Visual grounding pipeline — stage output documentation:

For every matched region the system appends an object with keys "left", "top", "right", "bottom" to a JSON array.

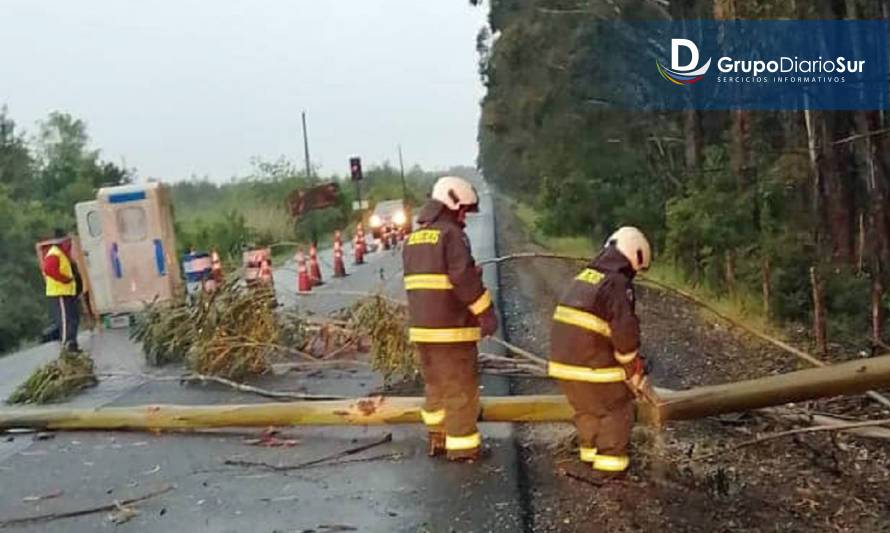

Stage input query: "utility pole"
[
  {"left": 398, "top": 144, "right": 408, "bottom": 200},
  {"left": 301, "top": 111, "right": 312, "bottom": 179}
]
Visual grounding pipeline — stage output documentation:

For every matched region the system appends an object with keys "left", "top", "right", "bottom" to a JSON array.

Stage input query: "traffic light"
[{"left": 349, "top": 157, "right": 363, "bottom": 181}]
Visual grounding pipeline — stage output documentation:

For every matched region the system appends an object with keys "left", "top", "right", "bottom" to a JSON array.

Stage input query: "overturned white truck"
[{"left": 75, "top": 182, "right": 182, "bottom": 323}]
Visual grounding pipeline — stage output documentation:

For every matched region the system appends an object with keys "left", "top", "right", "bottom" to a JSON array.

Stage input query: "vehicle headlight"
[
  {"left": 393, "top": 210, "right": 407, "bottom": 225},
  {"left": 369, "top": 214, "right": 382, "bottom": 228}
]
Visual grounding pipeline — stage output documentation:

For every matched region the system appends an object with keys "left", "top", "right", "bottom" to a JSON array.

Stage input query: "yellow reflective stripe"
[
  {"left": 445, "top": 432, "right": 481, "bottom": 451},
  {"left": 409, "top": 327, "right": 482, "bottom": 343},
  {"left": 421, "top": 409, "right": 445, "bottom": 426},
  {"left": 579, "top": 447, "right": 598, "bottom": 463},
  {"left": 552, "top": 306, "right": 611, "bottom": 337},
  {"left": 547, "top": 361, "right": 626, "bottom": 383},
  {"left": 405, "top": 274, "right": 453, "bottom": 290},
  {"left": 575, "top": 268, "right": 604, "bottom": 285},
  {"left": 614, "top": 350, "right": 638, "bottom": 364},
  {"left": 593, "top": 454, "right": 629, "bottom": 472},
  {"left": 468, "top": 290, "right": 492, "bottom": 315}
]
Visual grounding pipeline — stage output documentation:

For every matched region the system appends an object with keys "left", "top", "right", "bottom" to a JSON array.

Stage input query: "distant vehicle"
[{"left": 369, "top": 199, "right": 411, "bottom": 249}]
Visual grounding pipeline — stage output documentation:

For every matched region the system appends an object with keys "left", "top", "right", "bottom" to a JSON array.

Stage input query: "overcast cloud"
[{"left": 0, "top": 1, "right": 487, "bottom": 181}]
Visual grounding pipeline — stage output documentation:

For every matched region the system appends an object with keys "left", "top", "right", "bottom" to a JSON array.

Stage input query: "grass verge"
[{"left": 508, "top": 196, "right": 777, "bottom": 337}]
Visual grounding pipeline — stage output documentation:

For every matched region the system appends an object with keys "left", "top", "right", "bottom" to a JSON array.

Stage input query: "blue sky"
[{"left": 0, "top": 1, "right": 488, "bottom": 181}]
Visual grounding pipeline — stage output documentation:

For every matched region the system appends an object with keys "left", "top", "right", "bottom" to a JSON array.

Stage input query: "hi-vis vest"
[{"left": 44, "top": 245, "right": 76, "bottom": 297}]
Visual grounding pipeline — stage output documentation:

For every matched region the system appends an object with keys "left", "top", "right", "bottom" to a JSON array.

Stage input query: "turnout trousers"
[
  {"left": 48, "top": 295, "right": 80, "bottom": 351},
  {"left": 418, "top": 344, "right": 481, "bottom": 459},
  {"left": 560, "top": 380, "right": 634, "bottom": 472}
]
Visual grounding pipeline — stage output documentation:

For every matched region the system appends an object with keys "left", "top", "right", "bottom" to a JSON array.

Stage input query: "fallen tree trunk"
[
  {"left": 3, "top": 355, "right": 890, "bottom": 431},
  {"left": 656, "top": 353, "right": 890, "bottom": 424}
]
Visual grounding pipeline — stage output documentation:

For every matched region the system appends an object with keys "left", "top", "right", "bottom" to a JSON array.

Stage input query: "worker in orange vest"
[
  {"left": 549, "top": 227, "right": 652, "bottom": 481},
  {"left": 42, "top": 231, "right": 83, "bottom": 353}
]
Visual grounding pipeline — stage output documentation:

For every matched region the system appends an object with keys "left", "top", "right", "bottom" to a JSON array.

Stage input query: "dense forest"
[{"left": 473, "top": 0, "right": 890, "bottom": 348}]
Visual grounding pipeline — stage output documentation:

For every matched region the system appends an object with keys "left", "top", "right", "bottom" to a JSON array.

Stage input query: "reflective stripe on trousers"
[
  {"left": 58, "top": 298, "right": 67, "bottom": 347},
  {"left": 445, "top": 432, "right": 481, "bottom": 451},
  {"left": 579, "top": 447, "right": 598, "bottom": 463},
  {"left": 421, "top": 409, "right": 445, "bottom": 427},
  {"left": 593, "top": 454, "right": 629, "bottom": 472}
]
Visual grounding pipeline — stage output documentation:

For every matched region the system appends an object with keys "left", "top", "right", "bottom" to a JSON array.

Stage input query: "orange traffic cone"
[
  {"left": 309, "top": 243, "right": 323, "bottom": 286},
  {"left": 354, "top": 229, "right": 365, "bottom": 265},
  {"left": 357, "top": 222, "right": 368, "bottom": 252},
  {"left": 296, "top": 250, "right": 312, "bottom": 292},
  {"left": 259, "top": 258, "right": 273, "bottom": 285},
  {"left": 333, "top": 232, "right": 347, "bottom": 278},
  {"left": 210, "top": 248, "right": 224, "bottom": 283}
]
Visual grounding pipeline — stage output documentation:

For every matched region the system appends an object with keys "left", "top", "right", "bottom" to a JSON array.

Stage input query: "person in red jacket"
[{"left": 42, "top": 231, "right": 82, "bottom": 353}]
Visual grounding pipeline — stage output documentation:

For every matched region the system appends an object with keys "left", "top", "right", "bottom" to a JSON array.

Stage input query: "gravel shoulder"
[{"left": 495, "top": 195, "right": 890, "bottom": 533}]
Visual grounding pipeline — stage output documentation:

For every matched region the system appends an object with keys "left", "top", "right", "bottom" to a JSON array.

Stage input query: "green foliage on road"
[
  {"left": 7, "top": 349, "right": 97, "bottom": 404},
  {"left": 0, "top": 108, "right": 130, "bottom": 354},
  {"left": 349, "top": 295, "right": 419, "bottom": 384},
  {"left": 476, "top": 0, "right": 890, "bottom": 345},
  {"left": 132, "top": 281, "right": 287, "bottom": 379}
]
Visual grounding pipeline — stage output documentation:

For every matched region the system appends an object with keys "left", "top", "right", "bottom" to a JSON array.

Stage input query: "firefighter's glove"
[
  {"left": 479, "top": 307, "right": 499, "bottom": 337},
  {"left": 623, "top": 356, "right": 646, "bottom": 393}
]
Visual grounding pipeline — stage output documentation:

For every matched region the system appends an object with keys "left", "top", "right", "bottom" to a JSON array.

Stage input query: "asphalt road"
[{"left": 0, "top": 185, "right": 524, "bottom": 532}]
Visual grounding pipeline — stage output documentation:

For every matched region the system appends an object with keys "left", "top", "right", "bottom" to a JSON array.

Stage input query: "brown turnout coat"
[
  {"left": 402, "top": 200, "right": 492, "bottom": 343},
  {"left": 550, "top": 246, "right": 641, "bottom": 373}
]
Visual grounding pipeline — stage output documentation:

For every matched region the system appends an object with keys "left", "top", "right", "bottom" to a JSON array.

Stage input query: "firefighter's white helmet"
[
  {"left": 431, "top": 176, "right": 479, "bottom": 212},
  {"left": 606, "top": 226, "right": 652, "bottom": 272}
]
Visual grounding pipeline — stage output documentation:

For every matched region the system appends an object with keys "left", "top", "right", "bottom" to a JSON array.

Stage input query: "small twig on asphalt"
[
  {"left": 181, "top": 374, "right": 346, "bottom": 401},
  {"left": 223, "top": 432, "right": 394, "bottom": 472},
  {"left": 270, "top": 360, "right": 370, "bottom": 375},
  {"left": 85, "top": 372, "right": 345, "bottom": 402},
  {"left": 487, "top": 336, "right": 550, "bottom": 367},
  {"left": 692, "top": 417, "right": 890, "bottom": 462},
  {"left": 317, "top": 524, "right": 358, "bottom": 532},
  {"left": 320, "top": 338, "right": 359, "bottom": 361},
  {"left": 0, "top": 484, "right": 175, "bottom": 528},
  {"left": 306, "top": 452, "right": 403, "bottom": 469}
]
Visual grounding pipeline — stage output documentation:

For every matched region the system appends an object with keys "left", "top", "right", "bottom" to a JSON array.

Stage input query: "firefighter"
[
  {"left": 402, "top": 176, "right": 498, "bottom": 462},
  {"left": 549, "top": 226, "right": 651, "bottom": 480},
  {"left": 42, "top": 231, "right": 83, "bottom": 353}
]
